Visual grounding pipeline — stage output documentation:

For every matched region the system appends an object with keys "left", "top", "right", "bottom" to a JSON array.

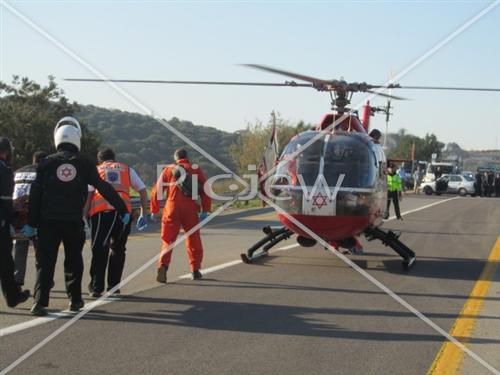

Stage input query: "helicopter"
[{"left": 65, "top": 64, "right": 500, "bottom": 270}]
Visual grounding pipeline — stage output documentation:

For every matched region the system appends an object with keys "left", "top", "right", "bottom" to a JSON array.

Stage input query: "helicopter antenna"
[
  {"left": 370, "top": 99, "right": 393, "bottom": 147},
  {"left": 383, "top": 69, "right": 395, "bottom": 149},
  {"left": 383, "top": 99, "right": 392, "bottom": 149}
]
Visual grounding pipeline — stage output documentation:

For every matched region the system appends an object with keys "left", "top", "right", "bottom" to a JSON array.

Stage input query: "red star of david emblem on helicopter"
[{"left": 312, "top": 192, "right": 328, "bottom": 209}]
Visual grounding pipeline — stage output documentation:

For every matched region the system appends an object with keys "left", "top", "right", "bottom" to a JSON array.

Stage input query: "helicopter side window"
[
  {"left": 279, "top": 132, "right": 324, "bottom": 186},
  {"left": 295, "top": 137, "right": 323, "bottom": 186},
  {"left": 323, "top": 135, "right": 376, "bottom": 188}
]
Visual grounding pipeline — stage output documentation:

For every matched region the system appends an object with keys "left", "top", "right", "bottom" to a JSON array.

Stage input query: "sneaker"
[
  {"left": 156, "top": 265, "right": 168, "bottom": 283},
  {"left": 88, "top": 282, "right": 102, "bottom": 298},
  {"left": 30, "top": 303, "right": 48, "bottom": 316},
  {"left": 7, "top": 289, "right": 30, "bottom": 308},
  {"left": 107, "top": 287, "right": 121, "bottom": 295},
  {"left": 69, "top": 300, "right": 84, "bottom": 312},
  {"left": 191, "top": 270, "right": 203, "bottom": 280}
]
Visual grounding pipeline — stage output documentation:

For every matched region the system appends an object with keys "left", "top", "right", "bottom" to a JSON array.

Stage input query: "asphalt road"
[{"left": 1, "top": 195, "right": 500, "bottom": 375}]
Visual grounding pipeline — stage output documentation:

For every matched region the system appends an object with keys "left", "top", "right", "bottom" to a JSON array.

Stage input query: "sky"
[{"left": 1, "top": 0, "right": 499, "bottom": 150}]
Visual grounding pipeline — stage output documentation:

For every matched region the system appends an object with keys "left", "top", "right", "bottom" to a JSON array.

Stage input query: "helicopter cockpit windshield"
[
  {"left": 271, "top": 131, "right": 381, "bottom": 216},
  {"left": 275, "top": 131, "right": 377, "bottom": 189},
  {"left": 323, "top": 134, "right": 377, "bottom": 188},
  {"left": 279, "top": 131, "right": 323, "bottom": 186}
]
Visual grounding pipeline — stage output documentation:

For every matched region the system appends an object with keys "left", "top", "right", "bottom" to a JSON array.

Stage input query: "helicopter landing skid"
[
  {"left": 241, "top": 226, "right": 294, "bottom": 264},
  {"left": 364, "top": 226, "right": 416, "bottom": 270}
]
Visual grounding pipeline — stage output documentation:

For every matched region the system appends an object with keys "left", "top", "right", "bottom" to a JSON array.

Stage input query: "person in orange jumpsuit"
[{"left": 150, "top": 149, "right": 211, "bottom": 282}]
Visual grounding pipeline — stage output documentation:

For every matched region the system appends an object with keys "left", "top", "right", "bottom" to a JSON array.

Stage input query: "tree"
[
  {"left": 229, "top": 120, "right": 268, "bottom": 175},
  {"left": 77, "top": 105, "right": 238, "bottom": 185},
  {"left": 420, "top": 133, "right": 445, "bottom": 161},
  {"left": 229, "top": 112, "right": 312, "bottom": 175},
  {"left": 387, "top": 129, "right": 444, "bottom": 161},
  {"left": 0, "top": 76, "right": 100, "bottom": 168}
]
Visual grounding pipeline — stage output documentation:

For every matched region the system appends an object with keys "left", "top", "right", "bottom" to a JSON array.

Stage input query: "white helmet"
[{"left": 54, "top": 116, "right": 82, "bottom": 151}]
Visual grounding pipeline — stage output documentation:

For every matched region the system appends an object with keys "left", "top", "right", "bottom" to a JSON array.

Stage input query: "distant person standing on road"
[
  {"left": 413, "top": 167, "right": 422, "bottom": 194},
  {"left": 482, "top": 172, "right": 490, "bottom": 197},
  {"left": 434, "top": 166, "right": 442, "bottom": 180},
  {"left": 397, "top": 165, "right": 407, "bottom": 192},
  {"left": 475, "top": 171, "right": 483, "bottom": 197},
  {"left": 487, "top": 172, "right": 495, "bottom": 197},
  {"left": 386, "top": 164, "right": 403, "bottom": 220},
  {"left": 495, "top": 173, "right": 500, "bottom": 197}
]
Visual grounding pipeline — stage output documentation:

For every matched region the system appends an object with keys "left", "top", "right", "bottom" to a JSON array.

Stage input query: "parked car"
[
  {"left": 419, "top": 174, "right": 475, "bottom": 196},
  {"left": 462, "top": 171, "right": 474, "bottom": 180}
]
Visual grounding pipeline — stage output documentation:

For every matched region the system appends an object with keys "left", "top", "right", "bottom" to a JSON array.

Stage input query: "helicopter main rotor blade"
[
  {"left": 64, "top": 78, "right": 313, "bottom": 88},
  {"left": 366, "top": 89, "right": 407, "bottom": 100},
  {"left": 390, "top": 85, "right": 500, "bottom": 92},
  {"left": 241, "top": 64, "right": 333, "bottom": 87}
]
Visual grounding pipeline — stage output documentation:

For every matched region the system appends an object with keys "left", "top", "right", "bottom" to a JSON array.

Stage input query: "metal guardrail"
[{"left": 130, "top": 194, "right": 239, "bottom": 211}]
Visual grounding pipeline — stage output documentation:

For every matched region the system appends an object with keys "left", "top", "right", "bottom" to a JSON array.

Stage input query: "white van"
[{"left": 422, "top": 162, "right": 455, "bottom": 183}]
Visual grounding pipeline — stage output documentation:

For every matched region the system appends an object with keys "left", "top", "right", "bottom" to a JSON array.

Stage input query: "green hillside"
[{"left": 77, "top": 105, "right": 237, "bottom": 185}]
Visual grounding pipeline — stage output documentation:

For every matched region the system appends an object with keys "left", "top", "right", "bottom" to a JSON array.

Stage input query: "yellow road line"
[{"left": 427, "top": 236, "right": 500, "bottom": 375}]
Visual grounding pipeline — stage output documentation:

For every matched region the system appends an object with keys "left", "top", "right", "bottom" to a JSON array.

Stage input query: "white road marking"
[
  {"left": 0, "top": 242, "right": 300, "bottom": 337},
  {"left": 178, "top": 243, "right": 301, "bottom": 279},
  {"left": 386, "top": 196, "right": 459, "bottom": 221},
  {"left": 277, "top": 243, "right": 301, "bottom": 250},
  {"left": 0, "top": 196, "right": 457, "bottom": 338},
  {"left": 0, "top": 299, "right": 115, "bottom": 338}
]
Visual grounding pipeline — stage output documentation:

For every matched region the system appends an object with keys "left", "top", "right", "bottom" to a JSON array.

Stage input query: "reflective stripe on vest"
[{"left": 89, "top": 161, "right": 132, "bottom": 216}]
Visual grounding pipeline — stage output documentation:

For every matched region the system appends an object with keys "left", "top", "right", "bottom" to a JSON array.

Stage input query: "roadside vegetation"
[{"left": 2, "top": 76, "right": 498, "bottom": 209}]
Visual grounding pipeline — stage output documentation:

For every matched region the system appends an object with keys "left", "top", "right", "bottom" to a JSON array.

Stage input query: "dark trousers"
[
  {"left": 386, "top": 191, "right": 402, "bottom": 219},
  {"left": 34, "top": 220, "right": 85, "bottom": 307},
  {"left": 0, "top": 224, "right": 21, "bottom": 305},
  {"left": 89, "top": 211, "right": 131, "bottom": 293},
  {"left": 13, "top": 239, "right": 38, "bottom": 286}
]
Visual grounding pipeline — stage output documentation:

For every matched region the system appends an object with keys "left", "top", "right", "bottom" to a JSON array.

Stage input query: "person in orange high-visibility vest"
[
  {"left": 150, "top": 148, "right": 211, "bottom": 283},
  {"left": 85, "top": 148, "right": 149, "bottom": 297}
]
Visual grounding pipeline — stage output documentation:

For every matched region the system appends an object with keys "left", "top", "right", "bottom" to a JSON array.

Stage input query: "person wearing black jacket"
[
  {"left": 0, "top": 137, "right": 30, "bottom": 308},
  {"left": 487, "top": 172, "right": 495, "bottom": 197},
  {"left": 23, "top": 117, "right": 130, "bottom": 316},
  {"left": 475, "top": 171, "right": 483, "bottom": 197},
  {"left": 495, "top": 173, "right": 500, "bottom": 197},
  {"left": 12, "top": 151, "right": 47, "bottom": 287}
]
